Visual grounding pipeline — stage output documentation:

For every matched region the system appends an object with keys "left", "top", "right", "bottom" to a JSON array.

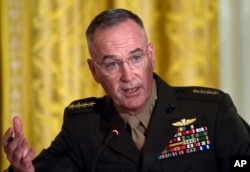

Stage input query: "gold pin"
[{"left": 172, "top": 118, "right": 196, "bottom": 127}]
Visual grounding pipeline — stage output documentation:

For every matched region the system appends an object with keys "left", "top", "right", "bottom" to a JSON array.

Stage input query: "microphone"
[{"left": 91, "top": 129, "right": 119, "bottom": 172}]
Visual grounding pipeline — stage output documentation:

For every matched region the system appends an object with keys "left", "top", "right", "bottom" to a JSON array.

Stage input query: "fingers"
[
  {"left": 2, "top": 117, "right": 25, "bottom": 156},
  {"left": 22, "top": 146, "right": 36, "bottom": 163},
  {"left": 12, "top": 138, "right": 34, "bottom": 161},
  {"left": 20, "top": 147, "right": 36, "bottom": 171},
  {"left": 5, "top": 131, "right": 25, "bottom": 160},
  {"left": 2, "top": 127, "right": 14, "bottom": 148},
  {"left": 19, "top": 138, "right": 33, "bottom": 158},
  {"left": 2, "top": 116, "right": 35, "bottom": 171},
  {"left": 5, "top": 134, "right": 35, "bottom": 170},
  {"left": 8, "top": 131, "right": 23, "bottom": 150},
  {"left": 2, "top": 116, "right": 24, "bottom": 148}
]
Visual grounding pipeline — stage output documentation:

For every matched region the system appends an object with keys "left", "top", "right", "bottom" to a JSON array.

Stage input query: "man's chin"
[{"left": 120, "top": 101, "right": 145, "bottom": 114}]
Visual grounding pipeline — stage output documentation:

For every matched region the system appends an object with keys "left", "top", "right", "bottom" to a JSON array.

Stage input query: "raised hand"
[{"left": 2, "top": 116, "right": 36, "bottom": 172}]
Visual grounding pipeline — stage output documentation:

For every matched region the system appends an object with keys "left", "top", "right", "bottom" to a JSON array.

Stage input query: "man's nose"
[{"left": 121, "top": 62, "right": 134, "bottom": 81}]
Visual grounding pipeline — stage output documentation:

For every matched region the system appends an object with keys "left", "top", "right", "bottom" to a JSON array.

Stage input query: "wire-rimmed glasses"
[{"left": 93, "top": 48, "right": 149, "bottom": 76}]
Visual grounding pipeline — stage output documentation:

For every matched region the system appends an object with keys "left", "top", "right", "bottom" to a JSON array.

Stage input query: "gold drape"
[{"left": 0, "top": 0, "right": 219, "bottom": 170}]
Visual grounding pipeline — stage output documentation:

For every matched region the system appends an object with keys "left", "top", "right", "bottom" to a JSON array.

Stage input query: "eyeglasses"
[{"left": 93, "top": 48, "right": 149, "bottom": 76}]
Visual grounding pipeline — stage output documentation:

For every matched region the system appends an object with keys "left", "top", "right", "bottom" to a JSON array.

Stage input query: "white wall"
[{"left": 219, "top": 0, "right": 250, "bottom": 124}]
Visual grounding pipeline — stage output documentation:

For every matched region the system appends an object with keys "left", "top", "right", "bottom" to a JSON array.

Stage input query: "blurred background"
[{"left": 1, "top": 0, "right": 249, "bottom": 170}]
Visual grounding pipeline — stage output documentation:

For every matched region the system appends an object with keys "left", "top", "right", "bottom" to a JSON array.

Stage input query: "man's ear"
[
  {"left": 148, "top": 43, "right": 155, "bottom": 70},
  {"left": 87, "top": 59, "right": 101, "bottom": 83}
]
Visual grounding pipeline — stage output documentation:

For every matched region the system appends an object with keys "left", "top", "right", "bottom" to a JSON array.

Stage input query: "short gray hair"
[{"left": 86, "top": 8, "right": 145, "bottom": 42}]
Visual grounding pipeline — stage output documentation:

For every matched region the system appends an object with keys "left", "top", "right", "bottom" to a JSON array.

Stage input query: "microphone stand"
[{"left": 91, "top": 129, "right": 119, "bottom": 172}]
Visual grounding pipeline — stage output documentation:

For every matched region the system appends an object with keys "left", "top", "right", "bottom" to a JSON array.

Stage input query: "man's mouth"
[{"left": 124, "top": 87, "right": 139, "bottom": 93}]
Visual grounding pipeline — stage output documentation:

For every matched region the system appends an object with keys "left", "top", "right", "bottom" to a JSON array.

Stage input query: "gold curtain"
[{"left": 0, "top": 0, "right": 219, "bottom": 170}]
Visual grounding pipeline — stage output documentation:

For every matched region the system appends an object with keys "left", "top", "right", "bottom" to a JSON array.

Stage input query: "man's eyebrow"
[
  {"left": 130, "top": 48, "right": 144, "bottom": 54},
  {"left": 101, "top": 48, "right": 144, "bottom": 61},
  {"left": 102, "top": 55, "right": 116, "bottom": 62}
]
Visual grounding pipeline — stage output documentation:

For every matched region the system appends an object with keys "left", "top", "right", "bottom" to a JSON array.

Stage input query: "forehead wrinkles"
[
  {"left": 94, "top": 36, "right": 143, "bottom": 58},
  {"left": 90, "top": 20, "right": 147, "bottom": 58}
]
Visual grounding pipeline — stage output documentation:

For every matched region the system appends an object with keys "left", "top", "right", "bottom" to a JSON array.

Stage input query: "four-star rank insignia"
[
  {"left": 192, "top": 88, "right": 219, "bottom": 95},
  {"left": 158, "top": 117, "right": 211, "bottom": 160},
  {"left": 68, "top": 101, "right": 96, "bottom": 109}
]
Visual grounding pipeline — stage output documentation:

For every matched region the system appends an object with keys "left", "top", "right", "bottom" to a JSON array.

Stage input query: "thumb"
[{"left": 13, "top": 116, "right": 23, "bottom": 134}]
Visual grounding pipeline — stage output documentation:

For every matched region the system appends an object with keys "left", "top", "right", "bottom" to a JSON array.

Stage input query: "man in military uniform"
[{"left": 2, "top": 8, "right": 250, "bottom": 172}]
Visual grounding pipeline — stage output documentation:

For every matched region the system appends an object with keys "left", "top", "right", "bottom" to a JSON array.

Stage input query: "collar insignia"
[{"left": 172, "top": 118, "right": 196, "bottom": 127}]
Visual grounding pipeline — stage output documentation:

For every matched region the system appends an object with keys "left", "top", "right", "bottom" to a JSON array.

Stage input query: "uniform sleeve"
[
  {"left": 32, "top": 108, "right": 84, "bottom": 172},
  {"left": 215, "top": 93, "right": 250, "bottom": 171}
]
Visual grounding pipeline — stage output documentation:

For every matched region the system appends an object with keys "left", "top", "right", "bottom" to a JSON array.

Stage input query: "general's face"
[{"left": 88, "top": 19, "right": 155, "bottom": 115}]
